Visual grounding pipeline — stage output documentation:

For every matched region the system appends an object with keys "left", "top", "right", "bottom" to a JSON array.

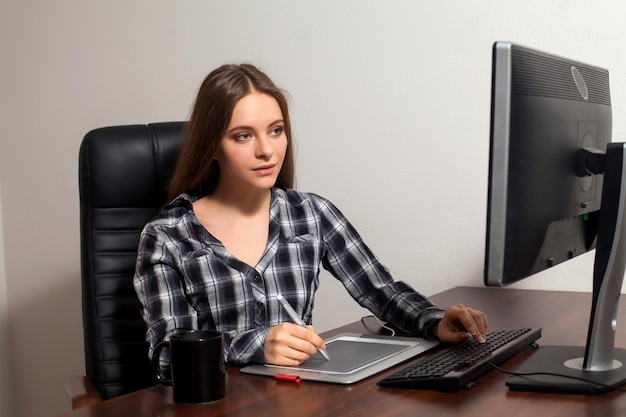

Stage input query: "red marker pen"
[{"left": 275, "top": 374, "right": 301, "bottom": 383}]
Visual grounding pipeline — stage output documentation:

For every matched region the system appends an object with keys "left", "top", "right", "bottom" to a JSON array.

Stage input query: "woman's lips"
[{"left": 253, "top": 164, "right": 276, "bottom": 176}]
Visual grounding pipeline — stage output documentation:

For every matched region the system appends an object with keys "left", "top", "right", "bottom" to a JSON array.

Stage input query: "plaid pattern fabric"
[{"left": 134, "top": 186, "right": 445, "bottom": 365}]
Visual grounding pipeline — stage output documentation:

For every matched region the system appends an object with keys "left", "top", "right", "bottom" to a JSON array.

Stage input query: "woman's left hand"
[{"left": 434, "top": 304, "right": 489, "bottom": 344}]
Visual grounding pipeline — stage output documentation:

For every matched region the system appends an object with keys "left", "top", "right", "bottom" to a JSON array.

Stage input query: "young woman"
[{"left": 134, "top": 63, "right": 488, "bottom": 368}]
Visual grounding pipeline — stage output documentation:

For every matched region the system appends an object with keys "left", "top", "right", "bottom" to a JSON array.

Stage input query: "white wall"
[{"left": 2, "top": 1, "right": 626, "bottom": 417}]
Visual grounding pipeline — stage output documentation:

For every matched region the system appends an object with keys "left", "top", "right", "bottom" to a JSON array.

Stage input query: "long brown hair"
[{"left": 167, "top": 64, "right": 295, "bottom": 201}]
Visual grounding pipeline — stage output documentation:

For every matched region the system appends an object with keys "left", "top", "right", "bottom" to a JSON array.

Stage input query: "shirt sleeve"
[
  {"left": 313, "top": 195, "right": 446, "bottom": 337},
  {"left": 133, "top": 222, "right": 269, "bottom": 366},
  {"left": 221, "top": 329, "right": 268, "bottom": 364},
  {"left": 133, "top": 223, "right": 199, "bottom": 363}
]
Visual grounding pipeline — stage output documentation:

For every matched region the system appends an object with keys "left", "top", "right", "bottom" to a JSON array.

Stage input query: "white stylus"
[{"left": 276, "top": 294, "right": 331, "bottom": 361}]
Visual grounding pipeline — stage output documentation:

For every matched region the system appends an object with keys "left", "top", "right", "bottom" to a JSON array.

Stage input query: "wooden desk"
[{"left": 55, "top": 287, "right": 626, "bottom": 417}]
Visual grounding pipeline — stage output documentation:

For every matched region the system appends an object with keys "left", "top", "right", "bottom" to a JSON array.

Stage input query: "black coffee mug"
[{"left": 152, "top": 330, "right": 225, "bottom": 403}]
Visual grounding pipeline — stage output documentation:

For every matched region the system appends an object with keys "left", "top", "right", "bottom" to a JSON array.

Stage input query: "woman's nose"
[{"left": 255, "top": 135, "right": 274, "bottom": 158}]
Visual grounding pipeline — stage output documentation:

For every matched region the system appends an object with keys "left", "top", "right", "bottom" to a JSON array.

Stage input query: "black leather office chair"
[{"left": 67, "top": 122, "right": 186, "bottom": 408}]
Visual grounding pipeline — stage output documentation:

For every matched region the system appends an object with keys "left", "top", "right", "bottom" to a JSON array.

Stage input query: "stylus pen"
[{"left": 276, "top": 294, "right": 331, "bottom": 361}]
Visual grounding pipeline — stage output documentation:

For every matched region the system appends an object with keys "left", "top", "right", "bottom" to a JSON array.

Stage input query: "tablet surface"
[{"left": 240, "top": 333, "right": 439, "bottom": 384}]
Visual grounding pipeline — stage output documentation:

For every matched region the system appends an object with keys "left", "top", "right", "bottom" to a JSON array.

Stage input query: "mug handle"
[{"left": 152, "top": 340, "right": 172, "bottom": 385}]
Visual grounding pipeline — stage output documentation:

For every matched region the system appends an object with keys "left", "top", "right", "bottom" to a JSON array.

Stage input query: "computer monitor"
[{"left": 485, "top": 41, "right": 626, "bottom": 393}]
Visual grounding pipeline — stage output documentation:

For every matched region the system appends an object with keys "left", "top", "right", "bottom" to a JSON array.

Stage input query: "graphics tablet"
[{"left": 240, "top": 333, "right": 439, "bottom": 384}]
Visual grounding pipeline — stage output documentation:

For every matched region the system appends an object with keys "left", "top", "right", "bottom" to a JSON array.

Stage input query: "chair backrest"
[{"left": 78, "top": 122, "right": 186, "bottom": 400}]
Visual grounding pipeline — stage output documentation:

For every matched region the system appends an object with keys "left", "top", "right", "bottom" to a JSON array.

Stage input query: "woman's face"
[{"left": 215, "top": 92, "right": 288, "bottom": 193}]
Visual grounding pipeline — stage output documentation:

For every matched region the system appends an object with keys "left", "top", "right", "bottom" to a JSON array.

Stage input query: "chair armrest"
[{"left": 65, "top": 375, "right": 102, "bottom": 409}]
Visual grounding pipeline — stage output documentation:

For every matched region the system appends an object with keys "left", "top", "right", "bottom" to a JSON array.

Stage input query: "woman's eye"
[
  {"left": 270, "top": 126, "right": 284, "bottom": 136},
  {"left": 234, "top": 132, "right": 251, "bottom": 141}
]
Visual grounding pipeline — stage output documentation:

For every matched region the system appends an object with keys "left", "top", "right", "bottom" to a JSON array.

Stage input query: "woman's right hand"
[{"left": 264, "top": 323, "right": 326, "bottom": 365}]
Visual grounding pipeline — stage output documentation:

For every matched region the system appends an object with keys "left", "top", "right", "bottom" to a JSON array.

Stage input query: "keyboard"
[{"left": 377, "top": 328, "right": 541, "bottom": 391}]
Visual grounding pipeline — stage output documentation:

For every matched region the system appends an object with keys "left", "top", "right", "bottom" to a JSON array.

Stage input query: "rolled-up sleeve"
[{"left": 314, "top": 195, "right": 445, "bottom": 336}]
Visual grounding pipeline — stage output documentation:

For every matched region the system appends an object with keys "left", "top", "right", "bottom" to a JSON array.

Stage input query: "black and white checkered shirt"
[{"left": 134, "top": 186, "right": 445, "bottom": 365}]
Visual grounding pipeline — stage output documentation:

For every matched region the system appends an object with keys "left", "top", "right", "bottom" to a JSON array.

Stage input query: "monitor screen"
[{"left": 484, "top": 41, "right": 626, "bottom": 394}]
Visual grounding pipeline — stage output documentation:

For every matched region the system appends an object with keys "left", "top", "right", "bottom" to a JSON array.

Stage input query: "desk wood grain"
[{"left": 54, "top": 287, "right": 626, "bottom": 417}]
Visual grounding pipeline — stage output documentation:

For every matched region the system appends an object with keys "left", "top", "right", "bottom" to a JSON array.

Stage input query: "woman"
[{"left": 133, "top": 63, "right": 488, "bottom": 367}]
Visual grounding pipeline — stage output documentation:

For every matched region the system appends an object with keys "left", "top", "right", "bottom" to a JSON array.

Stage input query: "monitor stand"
[
  {"left": 507, "top": 346, "right": 626, "bottom": 394},
  {"left": 507, "top": 142, "right": 626, "bottom": 394}
]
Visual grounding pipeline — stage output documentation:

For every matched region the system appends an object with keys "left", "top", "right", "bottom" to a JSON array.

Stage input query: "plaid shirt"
[{"left": 134, "top": 186, "right": 445, "bottom": 365}]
